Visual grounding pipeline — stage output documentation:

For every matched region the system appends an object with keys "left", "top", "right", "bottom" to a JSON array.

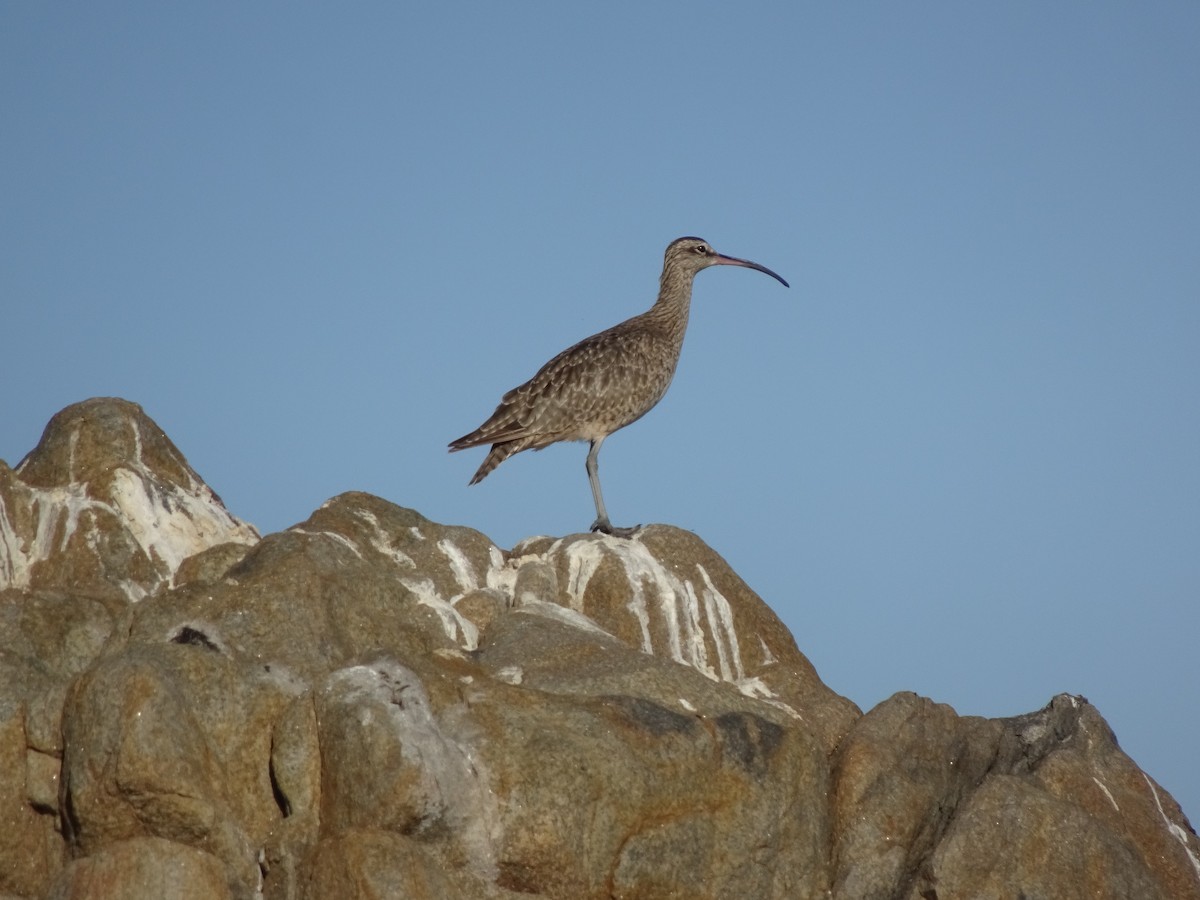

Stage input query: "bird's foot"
[{"left": 590, "top": 518, "right": 642, "bottom": 539}]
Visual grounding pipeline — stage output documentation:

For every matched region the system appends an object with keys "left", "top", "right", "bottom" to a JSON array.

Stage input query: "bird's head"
[{"left": 665, "top": 236, "right": 789, "bottom": 287}]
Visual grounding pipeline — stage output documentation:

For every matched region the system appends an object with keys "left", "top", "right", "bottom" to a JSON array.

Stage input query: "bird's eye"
[{"left": 695, "top": 244, "right": 709, "bottom": 255}]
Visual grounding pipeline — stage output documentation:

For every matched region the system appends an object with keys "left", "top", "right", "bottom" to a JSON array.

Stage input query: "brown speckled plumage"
[{"left": 449, "top": 236, "right": 788, "bottom": 536}]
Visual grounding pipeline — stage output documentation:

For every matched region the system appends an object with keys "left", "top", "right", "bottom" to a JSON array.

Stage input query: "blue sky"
[{"left": 4, "top": 5, "right": 1198, "bottom": 820}]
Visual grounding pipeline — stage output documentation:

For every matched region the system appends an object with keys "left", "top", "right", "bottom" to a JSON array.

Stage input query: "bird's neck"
[{"left": 646, "top": 262, "right": 697, "bottom": 344}]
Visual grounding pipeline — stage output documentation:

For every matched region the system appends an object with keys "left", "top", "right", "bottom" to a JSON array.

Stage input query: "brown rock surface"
[
  {"left": 48, "top": 837, "right": 231, "bottom": 900},
  {"left": 0, "top": 398, "right": 1195, "bottom": 899}
]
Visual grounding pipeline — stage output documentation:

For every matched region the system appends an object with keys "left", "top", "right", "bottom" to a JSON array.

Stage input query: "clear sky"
[{"left": 4, "top": 5, "right": 1198, "bottom": 821}]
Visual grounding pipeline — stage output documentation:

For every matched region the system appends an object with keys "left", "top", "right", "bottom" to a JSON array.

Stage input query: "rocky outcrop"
[
  {"left": 0, "top": 398, "right": 258, "bottom": 603},
  {"left": 0, "top": 398, "right": 1196, "bottom": 899}
]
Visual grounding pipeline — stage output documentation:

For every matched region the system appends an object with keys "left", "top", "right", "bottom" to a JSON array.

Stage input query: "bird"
[{"left": 449, "top": 236, "right": 789, "bottom": 537}]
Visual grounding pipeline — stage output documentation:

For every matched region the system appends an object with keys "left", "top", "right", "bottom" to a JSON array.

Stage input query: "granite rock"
[{"left": 0, "top": 399, "right": 1194, "bottom": 900}]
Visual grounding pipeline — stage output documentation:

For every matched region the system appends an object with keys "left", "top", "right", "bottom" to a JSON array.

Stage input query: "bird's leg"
[
  {"left": 586, "top": 438, "right": 612, "bottom": 533},
  {"left": 586, "top": 438, "right": 640, "bottom": 538}
]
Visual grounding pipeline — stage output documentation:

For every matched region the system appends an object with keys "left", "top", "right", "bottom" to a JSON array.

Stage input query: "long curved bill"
[{"left": 713, "top": 252, "right": 789, "bottom": 288}]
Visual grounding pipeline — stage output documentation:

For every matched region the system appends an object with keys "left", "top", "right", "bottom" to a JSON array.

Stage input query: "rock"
[
  {"left": 0, "top": 398, "right": 259, "bottom": 603},
  {"left": 48, "top": 837, "right": 231, "bottom": 900},
  {"left": 0, "top": 585, "right": 124, "bottom": 896},
  {"left": 127, "top": 494, "right": 496, "bottom": 681},
  {"left": 831, "top": 692, "right": 1001, "bottom": 897},
  {"left": 514, "top": 527, "right": 860, "bottom": 753},
  {"left": 917, "top": 774, "right": 1167, "bottom": 900},
  {"left": 313, "top": 661, "right": 479, "bottom": 837},
  {"left": 472, "top": 611, "right": 830, "bottom": 897},
  {"left": 296, "top": 828, "right": 521, "bottom": 900},
  {"left": 983, "top": 695, "right": 1200, "bottom": 900},
  {"left": 59, "top": 642, "right": 274, "bottom": 894},
  {"left": 0, "top": 701, "right": 62, "bottom": 897},
  {"left": 832, "top": 692, "right": 1200, "bottom": 900},
  {"left": 0, "top": 398, "right": 1196, "bottom": 900}
]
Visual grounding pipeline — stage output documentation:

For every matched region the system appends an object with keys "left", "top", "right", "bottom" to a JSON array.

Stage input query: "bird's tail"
[
  {"left": 467, "top": 443, "right": 520, "bottom": 485},
  {"left": 448, "top": 429, "right": 484, "bottom": 452}
]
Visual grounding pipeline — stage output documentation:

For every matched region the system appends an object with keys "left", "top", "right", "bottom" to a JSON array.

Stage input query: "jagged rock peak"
[{"left": 0, "top": 397, "right": 258, "bottom": 601}]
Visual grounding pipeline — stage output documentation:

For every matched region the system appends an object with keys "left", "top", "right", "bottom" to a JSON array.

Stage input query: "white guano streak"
[
  {"left": 111, "top": 468, "right": 255, "bottom": 575},
  {"left": 697, "top": 564, "right": 744, "bottom": 682},
  {"left": 289, "top": 528, "right": 364, "bottom": 560},
  {"left": 353, "top": 509, "right": 415, "bottom": 568},
  {"left": 1143, "top": 772, "right": 1200, "bottom": 881},
  {"left": 1092, "top": 777, "right": 1120, "bottom": 812},
  {"left": 401, "top": 576, "right": 480, "bottom": 651},
  {"left": 557, "top": 538, "right": 753, "bottom": 685},
  {"left": 437, "top": 539, "right": 478, "bottom": 592},
  {"left": 0, "top": 483, "right": 117, "bottom": 590}
]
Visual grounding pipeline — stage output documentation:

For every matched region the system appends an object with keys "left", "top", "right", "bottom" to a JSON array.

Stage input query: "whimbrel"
[{"left": 449, "top": 236, "right": 789, "bottom": 537}]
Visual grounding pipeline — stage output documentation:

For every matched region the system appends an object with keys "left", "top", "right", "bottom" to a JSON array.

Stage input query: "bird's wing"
[{"left": 450, "top": 320, "right": 667, "bottom": 449}]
